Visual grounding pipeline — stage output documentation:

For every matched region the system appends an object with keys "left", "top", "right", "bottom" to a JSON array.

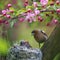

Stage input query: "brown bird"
[{"left": 31, "top": 29, "right": 48, "bottom": 48}]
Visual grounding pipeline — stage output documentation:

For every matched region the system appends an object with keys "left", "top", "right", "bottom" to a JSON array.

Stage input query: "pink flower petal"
[
  {"left": 34, "top": 9, "right": 40, "bottom": 15},
  {"left": 56, "top": 9, "right": 60, "bottom": 13},
  {"left": 40, "top": 0, "right": 48, "bottom": 6},
  {"left": 8, "top": 4, "right": 12, "bottom": 7},
  {"left": 19, "top": 18, "right": 24, "bottom": 22},
  {"left": 2, "top": 10, "right": 7, "bottom": 14},
  {"left": 33, "top": 2, "right": 38, "bottom": 7},
  {"left": 6, "top": 15, "right": 11, "bottom": 18}
]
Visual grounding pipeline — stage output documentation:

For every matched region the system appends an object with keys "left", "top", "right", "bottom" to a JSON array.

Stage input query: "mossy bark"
[{"left": 41, "top": 23, "right": 60, "bottom": 60}]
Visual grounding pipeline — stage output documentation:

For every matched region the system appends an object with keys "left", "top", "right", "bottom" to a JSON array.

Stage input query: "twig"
[{"left": 0, "top": 9, "right": 56, "bottom": 20}]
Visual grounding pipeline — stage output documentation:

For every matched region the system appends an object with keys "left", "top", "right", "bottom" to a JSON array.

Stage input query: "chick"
[
  {"left": 20, "top": 40, "right": 32, "bottom": 48},
  {"left": 31, "top": 30, "right": 48, "bottom": 48}
]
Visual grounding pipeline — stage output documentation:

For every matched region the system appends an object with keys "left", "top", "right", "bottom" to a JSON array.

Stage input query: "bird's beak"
[{"left": 31, "top": 32, "right": 35, "bottom": 35}]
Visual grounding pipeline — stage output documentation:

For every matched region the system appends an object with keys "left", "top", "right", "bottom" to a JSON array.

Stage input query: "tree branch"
[
  {"left": 0, "top": 9, "right": 56, "bottom": 21},
  {"left": 41, "top": 23, "right": 60, "bottom": 60}
]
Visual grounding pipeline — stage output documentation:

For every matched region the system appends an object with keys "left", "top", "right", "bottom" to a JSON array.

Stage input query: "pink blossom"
[
  {"left": 6, "top": 9, "right": 10, "bottom": 12},
  {"left": 2, "top": 9, "right": 10, "bottom": 14},
  {"left": 33, "top": 2, "right": 38, "bottom": 7},
  {"left": 40, "top": 0, "right": 48, "bottom": 6},
  {"left": 19, "top": 18, "right": 24, "bottom": 22},
  {"left": 49, "top": 19, "right": 58, "bottom": 26},
  {"left": 8, "top": 4, "right": 12, "bottom": 7},
  {"left": 6, "top": 15, "right": 11, "bottom": 18},
  {"left": 56, "top": 0, "right": 60, "bottom": 5},
  {"left": 27, "top": 18, "right": 32, "bottom": 23},
  {"left": 54, "top": 20, "right": 58, "bottom": 24},
  {"left": 2, "top": 10, "right": 7, "bottom": 14},
  {"left": 29, "top": 13, "right": 35, "bottom": 17},
  {"left": 25, "top": 13, "right": 35, "bottom": 23},
  {"left": 5, "top": 21, "right": 9, "bottom": 24},
  {"left": 52, "top": 19, "right": 58, "bottom": 24},
  {"left": 38, "top": 16, "right": 43, "bottom": 22},
  {"left": 25, "top": 16, "right": 29, "bottom": 20},
  {"left": 25, "top": 15, "right": 32, "bottom": 23},
  {"left": 26, "top": 13, "right": 35, "bottom": 18},
  {"left": 56, "top": 9, "right": 60, "bottom": 13},
  {"left": 47, "top": 19, "right": 58, "bottom": 26},
  {"left": 2, "top": 10, "right": 7, "bottom": 16},
  {"left": 25, "top": 13, "right": 30, "bottom": 20},
  {"left": 34, "top": 9, "right": 40, "bottom": 15},
  {"left": 24, "top": 2, "right": 28, "bottom": 7}
]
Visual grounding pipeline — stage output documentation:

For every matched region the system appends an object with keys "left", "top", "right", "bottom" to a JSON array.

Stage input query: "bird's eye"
[
  {"left": 32, "top": 31, "right": 35, "bottom": 33},
  {"left": 31, "top": 31, "right": 35, "bottom": 35}
]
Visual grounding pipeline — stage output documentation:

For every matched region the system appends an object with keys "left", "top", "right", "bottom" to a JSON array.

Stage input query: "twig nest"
[{"left": 6, "top": 40, "right": 42, "bottom": 60}]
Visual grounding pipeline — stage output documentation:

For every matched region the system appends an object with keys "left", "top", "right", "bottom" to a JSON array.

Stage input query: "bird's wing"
[{"left": 41, "top": 30, "right": 48, "bottom": 37}]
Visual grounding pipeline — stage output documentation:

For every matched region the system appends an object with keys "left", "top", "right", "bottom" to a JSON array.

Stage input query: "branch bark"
[{"left": 41, "top": 23, "right": 60, "bottom": 60}]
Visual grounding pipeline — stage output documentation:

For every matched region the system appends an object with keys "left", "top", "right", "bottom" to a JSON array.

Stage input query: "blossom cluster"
[{"left": 0, "top": 0, "right": 60, "bottom": 27}]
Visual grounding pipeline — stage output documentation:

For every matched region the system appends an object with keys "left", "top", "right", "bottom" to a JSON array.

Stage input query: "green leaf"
[
  {"left": 52, "top": 5, "right": 57, "bottom": 10},
  {"left": 26, "top": 6, "right": 33, "bottom": 9},
  {"left": 10, "top": 21, "right": 15, "bottom": 28},
  {"left": 16, "top": 9, "right": 26, "bottom": 16},
  {"left": 9, "top": 7, "right": 15, "bottom": 11},
  {"left": 10, "top": 19, "right": 17, "bottom": 28}
]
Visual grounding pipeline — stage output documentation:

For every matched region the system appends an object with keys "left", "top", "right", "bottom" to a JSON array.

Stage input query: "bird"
[
  {"left": 20, "top": 40, "right": 32, "bottom": 48},
  {"left": 31, "top": 29, "right": 48, "bottom": 48}
]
